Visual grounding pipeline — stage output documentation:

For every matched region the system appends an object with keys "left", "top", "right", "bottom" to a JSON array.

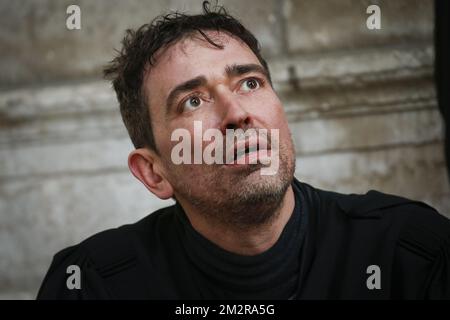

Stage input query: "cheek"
[
  {"left": 152, "top": 124, "right": 173, "bottom": 156},
  {"left": 254, "top": 94, "right": 286, "bottom": 126},
  {"left": 256, "top": 94, "right": 292, "bottom": 142},
  {"left": 162, "top": 117, "right": 221, "bottom": 157}
]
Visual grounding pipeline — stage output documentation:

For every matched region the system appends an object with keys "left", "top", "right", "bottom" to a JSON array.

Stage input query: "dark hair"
[{"left": 103, "top": 1, "right": 271, "bottom": 151}]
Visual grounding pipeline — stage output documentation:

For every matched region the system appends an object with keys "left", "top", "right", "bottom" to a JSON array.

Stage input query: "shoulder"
[
  {"left": 297, "top": 180, "right": 450, "bottom": 298},
  {"left": 37, "top": 204, "right": 178, "bottom": 299},
  {"left": 63, "top": 203, "right": 177, "bottom": 263},
  {"left": 332, "top": 187, "right": 449, "bottom": 237},
  {"left": 298, "top": 179, "right": 449, "bottom": 230},
  {"left": 297, "top": 179, "right": 449, "bottom": 261},
  {"left": 333, "top": 188, "right": 449, "bottom": 252},
  {"left": 79, "top": 203, "right": 177, "bottom": 252}
]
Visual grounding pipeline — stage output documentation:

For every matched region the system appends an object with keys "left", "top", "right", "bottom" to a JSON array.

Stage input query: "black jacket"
[{"left": 37, "top": 179, "right": 450, "bottom": 299}]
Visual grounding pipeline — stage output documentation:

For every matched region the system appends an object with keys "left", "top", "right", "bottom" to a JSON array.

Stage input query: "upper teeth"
[
  {"left": 236, "top": 149, "right": 246, "bottom": 159},
  {"left": 248, "top": 145, "right": 258, "bottom": 153},
  {"left": 235, "top": 145, "right": 258, "bottom": 160}
]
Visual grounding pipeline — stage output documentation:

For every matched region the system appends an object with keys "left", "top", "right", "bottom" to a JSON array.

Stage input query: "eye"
[
  {"left": 240, "top": 78, "right": 260, "bottom": 92},
  {"left": 182, "top": 95, "right": 202, "bottom": 110}
]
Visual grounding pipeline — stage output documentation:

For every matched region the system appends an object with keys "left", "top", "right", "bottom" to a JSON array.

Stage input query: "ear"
[{"left": 128, "top": 148, "right": 174, "bottom": 200}]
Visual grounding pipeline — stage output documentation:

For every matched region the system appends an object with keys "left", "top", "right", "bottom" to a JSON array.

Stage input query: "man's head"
[
  {"left": 104, "top": 1, "right": 296, "bottom": 229},
  {"left": 104, "top": 2, "right": 270, "bottom": 152}
]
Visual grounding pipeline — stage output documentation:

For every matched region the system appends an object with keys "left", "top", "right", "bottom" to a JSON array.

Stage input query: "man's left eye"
[{"left": 240, "top": 78, "right": 260, "bottom": 92}]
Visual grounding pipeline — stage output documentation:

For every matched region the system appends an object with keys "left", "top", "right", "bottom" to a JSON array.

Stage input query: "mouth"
[
  {"left": 223, "top": 137, "right": 271, "bottom": 166},
  {"left": 234, "top": 143, "right": 260, "bottom": 161}
]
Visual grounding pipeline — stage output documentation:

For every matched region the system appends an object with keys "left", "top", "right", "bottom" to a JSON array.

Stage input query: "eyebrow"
[
  {"left": 166, "top": 76, "right": 207, "bottom": 113},
  {"left": 165, "top": 63, "right": 269, "bottom": 114},
  {"left": 225, "top": 63, "right": 269, "bottom": 80}
]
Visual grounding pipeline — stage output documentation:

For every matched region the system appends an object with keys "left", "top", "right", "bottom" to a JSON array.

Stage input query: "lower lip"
[{"left": 223, "top": 149, "right": 271, "bottom": 167}]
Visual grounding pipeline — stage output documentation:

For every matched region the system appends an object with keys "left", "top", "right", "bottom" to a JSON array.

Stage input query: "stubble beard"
[{"left": 167, "top": 136, "right": 296, "bottom": 230}]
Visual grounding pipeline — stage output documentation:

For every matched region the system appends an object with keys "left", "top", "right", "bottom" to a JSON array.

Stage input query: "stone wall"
[{"left": 0, "top": 0, "right": 448, "bottom": 299}]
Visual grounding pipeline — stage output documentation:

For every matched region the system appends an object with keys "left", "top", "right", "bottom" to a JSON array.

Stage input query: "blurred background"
[{"left": 0, "top": 0, "right": 448, "bottom": 299}]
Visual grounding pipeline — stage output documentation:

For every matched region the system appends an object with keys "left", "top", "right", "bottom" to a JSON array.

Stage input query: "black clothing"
[
  {"left": 173, "top": 180, "right": 306, "bottom": 300},
  {"left": 37, "top": 179, "right": 450, "bottom": 299}
]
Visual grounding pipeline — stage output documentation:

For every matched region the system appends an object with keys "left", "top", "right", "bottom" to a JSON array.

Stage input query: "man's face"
[{"left": 144, "top": 31, "right": 295, "bottom": 226}]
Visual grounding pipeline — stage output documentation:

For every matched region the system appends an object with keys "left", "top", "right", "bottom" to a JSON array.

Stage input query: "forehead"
[{"left": 144, "top": 31, "right": 261, "bottom": 100}]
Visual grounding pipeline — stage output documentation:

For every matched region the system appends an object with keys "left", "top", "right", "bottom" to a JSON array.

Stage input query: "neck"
[{"left": 178, "top": 185, "right": 295, "bottom": 256}]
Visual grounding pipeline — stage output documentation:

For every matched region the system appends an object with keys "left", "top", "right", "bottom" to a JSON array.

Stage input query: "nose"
[{"left": 217, "top": 91, "right": 252, "bottom": 133}]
